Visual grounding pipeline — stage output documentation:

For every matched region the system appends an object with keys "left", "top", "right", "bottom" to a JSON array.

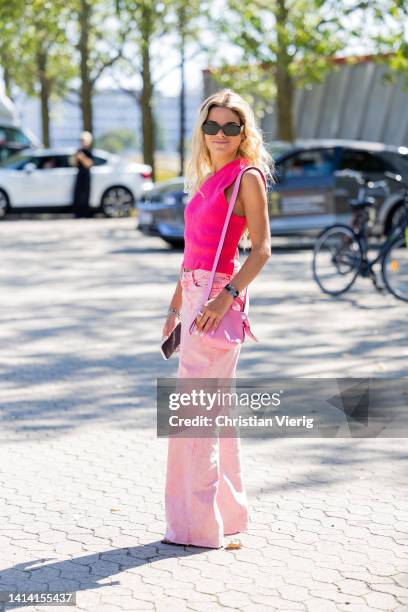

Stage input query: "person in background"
[{"left": 72, "top": 131, "right": 94, "bottom": 218}]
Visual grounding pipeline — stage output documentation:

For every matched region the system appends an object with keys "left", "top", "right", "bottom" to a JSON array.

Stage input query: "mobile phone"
[{"left": 160, "top": 321, "right": 181, "bottom": 360}]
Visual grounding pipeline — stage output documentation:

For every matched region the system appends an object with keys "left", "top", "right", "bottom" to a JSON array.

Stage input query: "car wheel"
[
  {"left": 162, "top": 237, "right": 184, "bottom": 248},
  {"left": 0, "top": 190, "right": 9, "bottom": 219},
  {"left": 386, "top": 203, "right": 404, "bottom": 236},
  {"left": 101, "top": 187, "right": 134, "bottom": 217}
]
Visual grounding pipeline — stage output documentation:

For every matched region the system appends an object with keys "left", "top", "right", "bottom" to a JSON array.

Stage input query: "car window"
[
  {"left": 92, "top": 155, "right": 107, "bottom": 166},
  {"left": 283, "top": 149, "right": 335, "bottom": 178},
  {"left": 0, "top": 127, "right": 31, "bottom": 146},
  {"left": 0, "top": 147, "right": 25, "bottom": 163},
  {"left": 381, "top": 152, "right": 408, "bottom": 176},
  {"left": 36, "top": 155, "right": 72, "bottom": 169},
  {"left": 157, "top": 182, "right": 185, "bottom": 195},
  {"left": 0, "top": 152, "right": 33, "bottom": 169},
  {"left": 339, "top": 149, "right": 389, "bottom": 173},
  {"left": 36, "top": 156, "right": 58, "bottom": 169}
]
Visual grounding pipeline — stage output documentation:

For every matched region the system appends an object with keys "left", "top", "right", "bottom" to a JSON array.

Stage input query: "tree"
[
  {"left": 113, "top": 0, "right": 171, "bottom": 180},
  {"left": 369, "top": 1, "right": 408, "bottom": 89},
  {"left": 71, "top": 0, "right": 131, "bottom": 132},
  {"left": 170, "top": 0, "right": 208, "bottom": 176},
  {"left": 114, "top": 0, "right": 210, "bottom": 179},
  {"left": 213, "top": 0, "right": 372, "bottom": 142},
  {"left": 0, "top": 0, "right": 75, "bottom": 145},
  {"left": 0, "top": 1, "right": 24, "bottom": 99}
]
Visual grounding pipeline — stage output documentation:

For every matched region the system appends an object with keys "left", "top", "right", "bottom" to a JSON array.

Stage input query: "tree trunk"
[
  {"left": 275, "top": 0, "right": 295, "bottom": 142},
  {"left": 37, "top": 51, "right": 50, "bottom": 147},
  {"left": 3, "top": 64, "right": 13, "bottom": 101},
  {"left": 140, "top": 6, "right": 155, "bottom": 180},
  {"left": 78, "top": 0, "right": 93, "bottom": 132},
  {"left": 178, "top": 8, "right": 186, "bottom": 177}
]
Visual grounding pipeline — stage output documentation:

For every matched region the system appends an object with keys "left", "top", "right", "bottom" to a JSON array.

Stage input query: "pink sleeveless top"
[{"left": 182, "top": 157, "right": 266, "bottom": 275}]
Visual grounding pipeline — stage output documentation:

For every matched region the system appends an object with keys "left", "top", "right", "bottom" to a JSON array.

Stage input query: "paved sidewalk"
[{"left": 0, "top": 217, "right": 407, "bottom": 611}]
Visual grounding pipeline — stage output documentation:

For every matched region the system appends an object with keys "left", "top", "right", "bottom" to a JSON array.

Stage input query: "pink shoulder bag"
[{"left": 188, "top": 165, "right": 262, "bottom": 350}]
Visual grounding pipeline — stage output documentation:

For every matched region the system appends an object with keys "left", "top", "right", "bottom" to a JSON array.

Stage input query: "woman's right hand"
[{"left": 162, "top": 313, "right": 180, "bottom": 341}]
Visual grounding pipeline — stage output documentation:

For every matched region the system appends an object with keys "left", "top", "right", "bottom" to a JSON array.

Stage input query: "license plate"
[{"left": 138, "top": 211, "right": 153, "bottom": 224}]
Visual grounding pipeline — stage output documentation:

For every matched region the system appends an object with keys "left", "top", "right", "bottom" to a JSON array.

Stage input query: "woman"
[
  {"left": 72, "top": 131, "right": 94, "bottom": 218},
  {"left": 162, "top": 89, "right": 273, "bottom": 549}
]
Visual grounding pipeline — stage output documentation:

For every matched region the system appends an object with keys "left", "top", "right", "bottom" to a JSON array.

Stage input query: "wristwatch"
[{"left": 223, "top": 283, "right": 240, "bottom": 299}]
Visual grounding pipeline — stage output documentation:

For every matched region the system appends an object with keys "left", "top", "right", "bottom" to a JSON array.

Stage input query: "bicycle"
[{"left": 312, "top": 171, "right": 408, "bottom": 302}]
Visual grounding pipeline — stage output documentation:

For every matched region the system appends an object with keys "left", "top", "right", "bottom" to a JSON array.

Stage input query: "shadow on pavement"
[{"left": 0, "top": 541, "right": 210, "bottom": 609}]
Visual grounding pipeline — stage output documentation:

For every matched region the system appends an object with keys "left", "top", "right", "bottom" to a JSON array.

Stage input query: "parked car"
[
  {"left": 271, "top": 139, "right": 408, "bottom": 236},
  {"left": 135, "top": 139, "right": 408, "bottom": 247},
  {"left": 0, "top": 147, "right": 153, "bottom": 219},
  {"left": 137, "top": 177, "right": 187, "bottom": 246}
]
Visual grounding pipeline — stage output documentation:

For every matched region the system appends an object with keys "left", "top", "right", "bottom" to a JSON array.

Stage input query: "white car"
[{"left": 0, "top": 147, "right": 153, "bottom": 218}]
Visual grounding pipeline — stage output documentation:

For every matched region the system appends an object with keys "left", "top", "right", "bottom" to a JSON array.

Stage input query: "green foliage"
[
  {"left": 94, "top": 128, "right": 138, "bottom": 152},
  {"left": 369, "top": 0, "right": 408, "bottom": 91},
  {"left": 212, "top": 0, "right": 373, "bottom": 112},
  {"left": 0, "top": 0, "right": 76, "bottom": 98}
]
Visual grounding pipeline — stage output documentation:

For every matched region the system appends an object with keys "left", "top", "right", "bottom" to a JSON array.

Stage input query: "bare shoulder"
[{"left": 240, "top": 168, "right": 266, "bottom": 197}]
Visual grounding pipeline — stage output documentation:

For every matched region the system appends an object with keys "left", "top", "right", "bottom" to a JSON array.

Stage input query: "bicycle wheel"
[
  {"left": 382, "top": 234, "right": 408, "bottom": 302},
  {"left": 313, "top": 224, "right": 362, "bottom": 295}
]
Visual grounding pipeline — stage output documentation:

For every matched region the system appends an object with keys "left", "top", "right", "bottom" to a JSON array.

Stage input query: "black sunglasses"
[{"left": 201, "top": 120, "right": 243, "bottom": 137}]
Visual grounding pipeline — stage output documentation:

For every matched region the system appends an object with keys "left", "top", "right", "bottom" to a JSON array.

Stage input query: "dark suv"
[{"left": 271, "top": 139, "right": 408, "bottom": 236}]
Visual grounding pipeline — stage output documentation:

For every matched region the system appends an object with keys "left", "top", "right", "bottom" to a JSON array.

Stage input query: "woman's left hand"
[{"left": 195, "top": 291, "right": 234, "bottom": 333}]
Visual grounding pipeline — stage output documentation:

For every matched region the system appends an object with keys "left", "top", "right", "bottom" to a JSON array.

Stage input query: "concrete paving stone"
[
  {"left": 293, "top": 531, "right": 320, "bottom": 545},
  {"left": 88, "top": 560, "right": 121, "bottom": 576},
  {"left": 365, "top": 564, "right": 398, "bottom": 576},
  {"left": 235, "top": 605, "right": 278, "bottom": 612},
  {"left": 335, "top": 578, "right": 371, "bottom": 596},
  {"left": 229, "top": 581, "right": 268, "bottom": 596},
  {"left": 238, "top": 568, "right": 286, "bottom": 587},
  {"left": 80, "top": 543, "right": 117, "bottom": 554},
  {"left": 364, "top": 590, "right": 400, "bottom": 609},
  {"left": 337, "top": 606, "right": 378, "bottom": 612},
  {"left": 166, "top": 590, "right": 218, "bottom": 603},
  {"left": 394, "top": 573, "right": 408, "bottom": 588},
  {"left": 289, "top": 579, "right": 339, "bottom": 594},
  {"left": 299, "top": 553, "right": 344, "bottom": 570},
  {"left": 370, "top": 583, "right": 408, "bottom": 599},
  {"left": 311, "top": 568, "right": 343, "bottom": 583},
  {"left": 188, "top": 606, "right": 236, "bottom": 612},
  {"left": 277, "top": 584, "right": 311, "bottom": 602},
  {"left": 216, "top": 589, "right": 253, "bottom": 608},
  {"left": 395, "top": 596, "right": 408, "bottom": 607},
  {"left": 75, "top": 590, "right": 103, "bottom": 605},
  {"left": 120, "top": 602, "right": 154, "bottom": 611},
  {"left": 250, "top": 594, "right": 306, "bottom": 609},
  {"left": 86, "top": 605, "right": 122, "bottom": 612},
  {"left": 153, "top": 595, "right": 189, "bottom": 610},
  {"left": 305, "top": 598, "right": 339, "bottom": 612}
]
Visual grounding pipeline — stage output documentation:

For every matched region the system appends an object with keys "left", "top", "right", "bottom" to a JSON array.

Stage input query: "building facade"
[{"left": 203, "top": 56, "right": 408, "bottom": 147}]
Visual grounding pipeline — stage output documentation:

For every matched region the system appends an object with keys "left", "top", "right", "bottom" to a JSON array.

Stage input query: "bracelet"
[
  {"left": 168, "top": 307, "right": 181, "bottom": 318},
  {"left": 223, "top": 283, "right": 240, "bottom": 299}
]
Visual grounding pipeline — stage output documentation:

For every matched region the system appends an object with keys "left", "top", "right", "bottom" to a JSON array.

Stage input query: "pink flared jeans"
[{"left": 164, "top": 267, "right": 249, "bottom": 548}]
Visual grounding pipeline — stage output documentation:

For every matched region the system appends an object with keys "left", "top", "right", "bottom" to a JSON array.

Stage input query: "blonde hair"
[{"left": 184, "top": 89, "right": 274, "bottom": 246}]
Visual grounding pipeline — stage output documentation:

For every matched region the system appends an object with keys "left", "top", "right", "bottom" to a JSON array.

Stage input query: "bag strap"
[{"left": 201, "top": 165, "right": 263, "bottom": 305}]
